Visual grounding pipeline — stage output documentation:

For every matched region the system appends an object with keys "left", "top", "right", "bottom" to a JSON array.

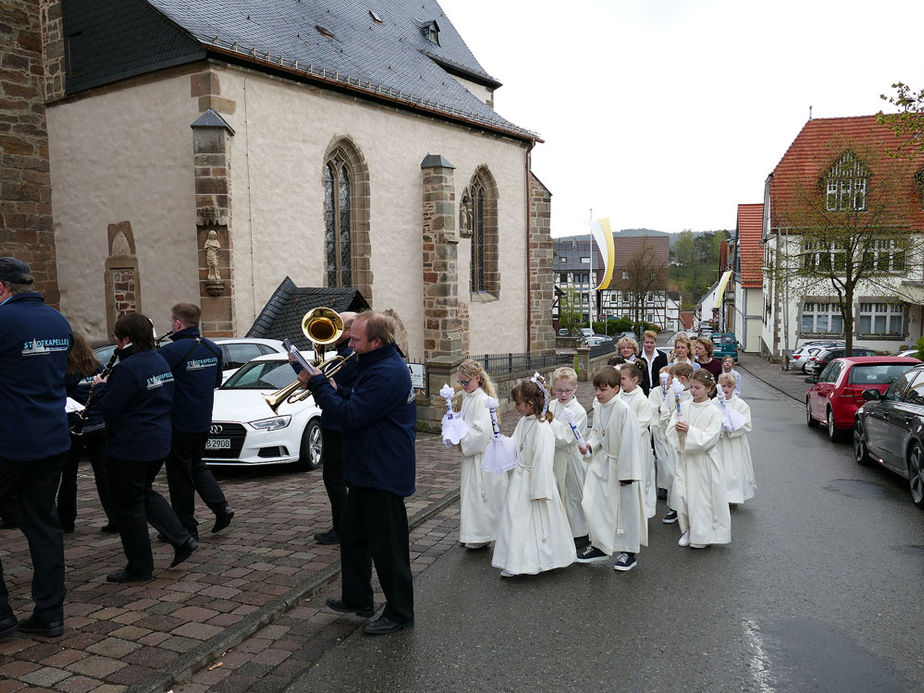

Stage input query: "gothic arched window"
[
  {"left": 324, "top": 152, "right": 352, "bottom": 288},
  {"left": 468, "top": 167, "right": 499, "bottom": 298}
]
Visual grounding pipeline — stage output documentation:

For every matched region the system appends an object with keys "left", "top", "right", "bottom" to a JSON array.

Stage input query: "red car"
[{"left": 805, "top": 356, "right": 921, "bottom": 441}]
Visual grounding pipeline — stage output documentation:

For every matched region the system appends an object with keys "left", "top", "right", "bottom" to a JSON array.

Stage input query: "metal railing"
[{"left": 470, "top": 351, "right": 574, "bottom": 375}]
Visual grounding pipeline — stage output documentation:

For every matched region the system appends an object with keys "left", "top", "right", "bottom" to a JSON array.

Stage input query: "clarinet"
[{"left": 70, "top": 351, "right": 118, "bottom": 436}]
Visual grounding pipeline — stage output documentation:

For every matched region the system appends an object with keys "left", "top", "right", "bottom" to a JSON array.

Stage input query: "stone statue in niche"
[
  {"left": 459, "top": 194, "right": 472, "bottom": 237},
  {"left": 204, "top": 229, "right": 221, "bottom": 281}
]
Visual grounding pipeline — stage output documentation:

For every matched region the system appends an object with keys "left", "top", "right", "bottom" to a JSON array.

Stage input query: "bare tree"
[
  {"left": 617, "top": 237, "right": 669, "bottom": 334},
  {"left": 767, "top": 136, "right": 924, "bottom": 355}
]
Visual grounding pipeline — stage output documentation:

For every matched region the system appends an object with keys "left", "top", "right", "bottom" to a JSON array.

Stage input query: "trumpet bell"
[
  {"left": 302, "top": 307, "right": 343, "bottom": 346},
  {"left": 262, "top": 379, "right": 304, "bottom": 414}
]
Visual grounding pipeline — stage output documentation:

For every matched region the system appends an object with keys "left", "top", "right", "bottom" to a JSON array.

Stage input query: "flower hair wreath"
[{"left": 530, "top": 372, "right": 549, "bottom": 418}]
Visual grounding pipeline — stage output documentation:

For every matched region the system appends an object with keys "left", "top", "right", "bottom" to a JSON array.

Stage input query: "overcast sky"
[{"left": 438, "top": 0, "right": 924, "bottom": 237}]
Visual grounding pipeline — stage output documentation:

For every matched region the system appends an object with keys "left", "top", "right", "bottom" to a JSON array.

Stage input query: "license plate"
[{"left": 206, "top": 438, "right": 231, "bottom": 450}]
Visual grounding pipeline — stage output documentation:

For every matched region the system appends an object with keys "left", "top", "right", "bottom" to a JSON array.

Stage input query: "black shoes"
[
  {"left": 315, "top": 529, "right": 340, "bottom": 545},
  {"left": 573, "top": 534, "right": 590, "bottom": 550},
  {"left": 107, "top": 569, "right": 153, "bottom": 584},
  {"left": 171, "top": 537, "right": 198, "bottom": 567},
  {"left": 657, "top": 488, "right": 668, "bottom": 500},
  {"left": 325, "top": 598, "right": 375, "bottom": 618},
  {"left": 362, "top": 615, "right": 413, "bottom": 636},
  {"left": 18, "top": 615, "right": 64, "bottom": 638},
  {"left": 0, "top": 615, "right": 17, "bottom": 638},
  {"left": 212, "top": 507, "right": 234, "bottom": 534},
  {"left": 662, "top": 509, "right": 678, "bottom": 524}
]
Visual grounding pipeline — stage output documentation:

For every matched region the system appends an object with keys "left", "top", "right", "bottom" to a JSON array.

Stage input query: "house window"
[
  {"left": 824, "top": 151, "right": 868, "bottom": 211},
  {"left": 858, "top": 302, "right": 903, "bottom": 335},
  {"left": 468, "top": 167, "right": 499, "bottom": 298},
  {"left": 803, "top": 240, "right": 847, "bottom": 272},
  {"left": 862, "top": 239, "right": 906, "bottom": 273},
  {"left": 324, "top": 153, "right": 352, "bottom": 288},
  {"left": 801, "top": 302, "right": 844, "bottom": 335}
]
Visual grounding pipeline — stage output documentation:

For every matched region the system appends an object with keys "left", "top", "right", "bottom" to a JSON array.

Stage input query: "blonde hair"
[
  {"left": 551, "top": 366, "right": 578, "bottom": 388},
  {"left": 458, "top": 359, "right": 497, "bottom": 398},
  {"left": 617, "top": 336, "right": 639, "bottom": 355},
  {"left": 673, "top": 333, "right": 693, "bottom": 357},
  {"left": 659, "top": 365, "right": 673, "bottom": 375},
  {"left": 718, "top": 372, "right": 738, "bottom": 388},
  {"left": 642, "top": 330, "right": 658, "bottom": 342},
  {"left": 694, "top": 337, "right": 715, "bottom": 358}
]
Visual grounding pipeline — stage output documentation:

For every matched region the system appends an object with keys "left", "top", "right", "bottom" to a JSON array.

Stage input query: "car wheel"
[
  {"left": 806, "top": 399, "right": 818, "bottom": 427},
  {"left": 907, "top": 441, "right": 924, "bottom": 508},
  {"left": 826, "top": 409, "right": 844, "bottom": 442},
  {"left": 853, "top": 419, "right": 870, "bottom": 465},
  {"left": 296, "top": 418, "right": 323, "bottom": 471}
]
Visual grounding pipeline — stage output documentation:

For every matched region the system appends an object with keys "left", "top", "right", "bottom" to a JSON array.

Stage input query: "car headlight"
[{"left": 249, "top": 415, "right": 292, "bottom": 431}]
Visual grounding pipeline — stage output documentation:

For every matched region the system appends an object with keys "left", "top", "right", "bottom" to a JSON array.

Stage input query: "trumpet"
[
  {"left": 262, "top": 307, "right": 356, "bottom": 413},
  {"left": 154, "top": 330, "right": 175, "bottom": 347}
]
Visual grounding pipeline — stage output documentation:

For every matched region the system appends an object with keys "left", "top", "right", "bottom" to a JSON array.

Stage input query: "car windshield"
[
  {"left": 715, "top": 335, "right": 736, "bottom": 345},
  {"left": 846, "top": 363, "right": 915, "bottom": 385},
  {"left": 221, "top": 360, "right": 296, "bottom": 390}
]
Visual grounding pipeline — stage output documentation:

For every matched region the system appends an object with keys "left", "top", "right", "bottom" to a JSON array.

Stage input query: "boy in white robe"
[
  {"left": 662, "top": 363, "right": 694, "bottom": 524},
  {"left": 648, "top": 366, "right": 675, "bottom": 511},
  {"left": 576, "top": 366, "right": 647, "bottom": 572},
  {"left": 617, "top": 363, "right": 656, "bottom": 519},
  {"left": 666, "top": 369, "right": 730, "bottom": 548},
  {"left": 721, "top": 357, "right": 742, "bottom": 396},
  {"left": 716, "top": 372, "right": 756, "bottom": 504},
  {"left": 455, "top": 360, "right": 508, "bottom": 549},
  {"left": 548, "top": 367, "right": 590, "bottom": 549},
  {"left": 492, "top": 375, "right": 575, "bottom": 577}
]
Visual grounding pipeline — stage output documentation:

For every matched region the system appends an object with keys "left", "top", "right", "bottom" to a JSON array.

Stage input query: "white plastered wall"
[{"left": 47, "top": 73, "right": 201, "bottom": 341}]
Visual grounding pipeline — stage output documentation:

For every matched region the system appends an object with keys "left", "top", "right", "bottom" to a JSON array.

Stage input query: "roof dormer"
[{"left": 418, "top": 19, "right": 440, "bottom": 45}]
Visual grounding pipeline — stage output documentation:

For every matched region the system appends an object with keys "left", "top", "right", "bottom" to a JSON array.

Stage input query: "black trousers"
[
  {"left": 340, "top": 485, "right": 413, "bottom": 624},
  {"left": 165, "top": 429, "right": 228, "bottom": 535},
  {"left": 57, "top": 428, "right": 116, "bottom": 529},
  {"left": 107, "top": 457, "right": 191, "bottom": 575},
  {"left": 0, "top": 453, "right": 66, "bottom": 623},
  {"left": 321, "top": 428, "right": 347, "bottom": 530}
]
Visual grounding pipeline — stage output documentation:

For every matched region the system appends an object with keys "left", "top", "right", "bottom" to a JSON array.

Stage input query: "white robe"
[
  {"left": 715, "top": 395, "right": 756, "bottom": 503},
  {"left": 666, "top": 399, "right": 730, "bottom": 546},
  {"left": 648, "top": 385, "right": 674, "bottom": 498},
  {"left": 549, "top": 397, "right": 588, "bottom": 537},
  {"left": 581, "top": 397, "right": 648, "bottom": 555},
  {"left": 492, "top": 416, "right": 575, "bottom": 575},
  {"left": 458, "top": 388, "right": 509, "bottom": 544},
  {"left": 619, "top": 387, "right": 656, "bottom": 518}
]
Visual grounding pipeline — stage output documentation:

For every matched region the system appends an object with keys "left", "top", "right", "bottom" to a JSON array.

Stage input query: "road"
[{"left": 286, "top": 371, "right": 924, "bottom": 692}]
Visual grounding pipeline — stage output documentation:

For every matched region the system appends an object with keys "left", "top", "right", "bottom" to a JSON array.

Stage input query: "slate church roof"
[
  {"left": 246, "top": 277, "right": 370, "bottom": 349},
  {"left": 62, "top": 0, "right": 538, "bottom": 142}
]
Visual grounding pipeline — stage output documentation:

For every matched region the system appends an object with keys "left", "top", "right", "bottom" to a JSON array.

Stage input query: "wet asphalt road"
[{"left": 287, "top": 374, "right": 924, "bottom": 692}]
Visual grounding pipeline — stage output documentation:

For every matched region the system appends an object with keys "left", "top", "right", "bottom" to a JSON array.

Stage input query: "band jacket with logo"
[
  {"left": 308, "top": 342, "right": 416, "bottom": 497},
  {"left": 320, "top": 341, "right": 358, "bottom": 432},
  {"left": 101, "top": 346, "right": 175, "bottom": 462},
  {"left": 158, "top": 327, "right": 222, "bottom": 433},
  {"left": 66, "top": 364, "right": 107, "bottom": 433},
  {"left": 0, "top": 292, "right": 73, "bottom": 461}
]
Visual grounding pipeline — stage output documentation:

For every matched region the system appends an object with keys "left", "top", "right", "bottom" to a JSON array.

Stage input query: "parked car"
[
  {"left": 92, "top": 337, "right": 287, "bottom": 384},
  {"left": 711, "top": 333, "right": 739, "bottom": 361},
  {"left": 894, "top": 348, "right": 920, "bottom": 359},
  {"left": 795, "top": 346, "right": 827, "bottom": 373},
  {"left": 853, "top": 362, "right": 924, "bottom": 507},
  {"left": 807, "top": 346, "right": 877, "bottom": 376},
  {"left": 579, "top": 327, "right": 593, "bottom": 338},
  {"left": 204, "top": 352, "right": 323, "bottom": 471},
  {"left": 805, "top": 356, "right": 921, "bottom": 441},
  {"left": 584, "top": 334, "right": 614, "bottom": 347}
]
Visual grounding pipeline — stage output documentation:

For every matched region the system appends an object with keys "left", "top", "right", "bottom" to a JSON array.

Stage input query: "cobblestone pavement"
[{"left": 0, "top": 380, "right": 598, "bottom": 693}]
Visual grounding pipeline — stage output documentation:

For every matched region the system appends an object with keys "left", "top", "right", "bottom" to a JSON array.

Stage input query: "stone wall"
[
  {"left": 528, "top": 172, "right": 554, "bottom": 354},
  {"left": 1, "top": 0, "right": 57, "bottom": 304}
]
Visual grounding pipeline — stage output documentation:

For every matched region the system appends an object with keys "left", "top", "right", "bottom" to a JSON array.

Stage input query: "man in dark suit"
[{"left": 638, "top": 330, "right": 668, "bottom": 396}]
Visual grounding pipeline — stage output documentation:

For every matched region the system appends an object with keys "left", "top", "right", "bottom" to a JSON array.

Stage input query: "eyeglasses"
[
  {"left": 553, "top": 388, "right": 575, "bottom": 395},
  {"left": 458, "top": 378, "right": 471, "bottom": 386}
]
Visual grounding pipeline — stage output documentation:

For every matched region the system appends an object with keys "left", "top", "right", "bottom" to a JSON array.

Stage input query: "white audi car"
[{"left": 204, "top": 351, "right": 324, "bottom": 471}]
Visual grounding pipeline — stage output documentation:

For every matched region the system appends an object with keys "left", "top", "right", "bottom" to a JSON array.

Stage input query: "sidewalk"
[{"left": 0, "top": 380, "right": 599, "bottom": 693}]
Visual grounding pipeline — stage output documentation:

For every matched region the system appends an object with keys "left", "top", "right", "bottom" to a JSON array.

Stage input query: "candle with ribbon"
[
  {"left": 439, "top": 383, "right": 469, "bottom": 448},
  {"left": 481, "top": 396, "right": 517, "bottom": 472},
  {"left": 558, "top": 406, "right": 590, "bottom": 457}
]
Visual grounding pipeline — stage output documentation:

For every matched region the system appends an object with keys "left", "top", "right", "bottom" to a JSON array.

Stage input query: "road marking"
[{"left": 743, "top": 618, "right": 776, "bottom": 692}]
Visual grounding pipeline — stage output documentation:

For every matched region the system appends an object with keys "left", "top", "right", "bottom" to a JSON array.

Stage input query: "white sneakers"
[{"left": 678, "top": 531, "right": 690, "bottom": 547}]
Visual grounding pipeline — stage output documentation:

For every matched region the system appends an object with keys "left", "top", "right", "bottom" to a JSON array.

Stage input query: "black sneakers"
[
  {"left": 613, "top": 552, "right": 637, "bottom": 572},
  {"left": 662, "top": 509, "right": 678, "bottom": 524},
  {"left": 575, "top": 546, "right": 608, "bottom": 563}
]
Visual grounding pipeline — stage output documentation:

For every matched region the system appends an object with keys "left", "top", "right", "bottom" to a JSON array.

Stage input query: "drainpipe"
[{"left": 525, "top": 140, "right": 535, "bottom": 352}]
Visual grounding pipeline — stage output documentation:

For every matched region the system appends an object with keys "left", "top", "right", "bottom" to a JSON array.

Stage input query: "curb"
[
  {"left": 133, "top": 488, "right": 463, "bottom": 693},
  {"left": 737, "top": 361, "right": 803, "bottom": 403}
]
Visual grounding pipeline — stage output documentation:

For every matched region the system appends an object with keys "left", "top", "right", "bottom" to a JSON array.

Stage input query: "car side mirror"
[{"left": 862, "top": 389, "right": 881, "bottom": 401}]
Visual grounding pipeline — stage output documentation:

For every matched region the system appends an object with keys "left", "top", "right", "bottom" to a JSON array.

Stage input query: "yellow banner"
[{"left": 589, "top": 218, "right": 615, "bottom": 290}]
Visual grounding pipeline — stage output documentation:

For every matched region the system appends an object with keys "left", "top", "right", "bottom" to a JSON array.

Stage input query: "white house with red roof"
[
  {"left": 761, "top": 115, "right": 924, "bottom": 357},
  {"left": 733, "top": 203, "right": 764, "bottom": 353}
]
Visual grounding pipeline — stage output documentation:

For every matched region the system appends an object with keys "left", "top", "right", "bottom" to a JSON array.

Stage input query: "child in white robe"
[
  {"left": 721, "top": 356, "right": 742, "bottom": 396},
  {"left": 666, "top": 369, "right": 730, "bottom": 548},
  {"left": 455, "top": 359, "right": 508, "bottom": 549},
  {"left": 618, "top": 363, "right": 656, "bottom": 519},
  {"left": 492, "top": 375, "right": 575, "bottom": 577},
  {"left": 576, "top": 366, "right": 647, "bottom": 572},
  {"left": 648, "top": 365, "right": 675, "bottom": 512},
  {"left": 662, "top": 362, "right": 694, "bottom": 525},
  {"left": 715, "top": 372, "right": 756, "bottom": 504},
  {"left": 548, "top": 367, "right": 590, "bottom": 549}
]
